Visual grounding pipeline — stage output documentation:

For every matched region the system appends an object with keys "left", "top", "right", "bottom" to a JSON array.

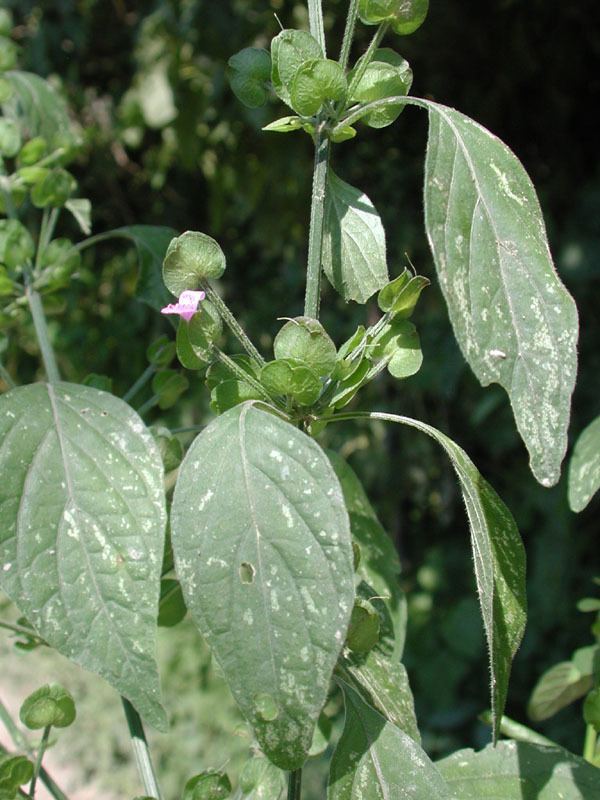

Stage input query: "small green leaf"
[
  {"left": 260, "top": 359, "right": 322, "bottom": 406},
  {"left": 349, "top": 49, "right": 412, "bottom": 128},
  {"left": 187, "top": 300, "right": 223, "bottom": 348},
  {"left": 358, "top": 0, "right": 429, "bottom": 36},
  {"left": 158, "top": 578, "right": 187, "bottom": 627},
  {"left": 0, "top": 219, "right": 35, "bottom": 271},
  {"left": 346, "top": 598, "right": 380, "bottom": 654},
  {"left": 170, "top": 403, "right": 355, "bottom": 769},
  {"left": 147, "top": 336, "right": 176, "bottom": 367},
  {"left": 437, "top": 740, "right": 600, "bottom": 798},
  {"left": 328, "top": 681, "right": 449, "bottom": 799},
  {"left": 210, "top": 379, "right": 263, "bottom": 415},
  {"left": 0, "top": 754, "right": 33, "bottom": 796},
  {"left": 239, "top": 756, "right": 285, "bottom": 798},
  {"left": 577, "top": 598, "right": 600, "bottom": 613},
  {"left": 152, "top": 369, "right": 189, "bottom": 410},
  {"left": 182, "top": 771, "right": 232, "bottom": 800},
  {"left": 262, "top": 116, "right": 303, "bottom": 133},
  {"left": 176, "top": 321, "right": 210, "bottom": 369},
  {"left": 227, "top": 47, "right": 271, "bottom": 108},
  {"left": 64, "top": 198, "right": 92, "bottom": 235},
  {"left": 0, "top": 118, "right": 21, "bottom": 157},
  {"left": 0, "top": 383, "right": 167, "bottom": 731},
  {"left": 273, "top": 317, "right": 337, "bottom": 378},
  {"left": 112, "top": 225, "right": 177, "bottom": 311},
  {"left": 377, "top": 268, "right": 429, "bottom": 316},
  {"left": 527, "top": 662, "right": 593, "bottom": 722},
  {"left": 17, "top": 135, "right": 47, "bottom": 165},
  {"left": 568, "top": 415, "right": 600, "bottom": 512},
  {"left": 31, "top": 168, "right": 76, "bottom": 208},
  {"left": 323, "top": 170, "right": 388, "bottom": 304},
  {"left": 270, "top": 29, "right": 322, "bottom": 107},
  {"left": 290, "top": 59, "right": 347, "bottom": 117},
  {"left": 329, "top": 125, "right": 357, "bottom": 143},
  {"left": 368, "top": 317, "right": 423, "bottom": 379},
  {"left": 163, "top": 231, "right": 226, "bottom": 296},
  {"left": 19, "top": 683, "right": 76, "bottom": 729},
  {"left": 424, "top": 101, "right": 578, "bottom": 487}
]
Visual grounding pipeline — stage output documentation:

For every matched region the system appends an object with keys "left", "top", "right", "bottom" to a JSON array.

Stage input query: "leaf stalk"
[{"left": 121, "top": 698, "right": 163, "bottom": 800}]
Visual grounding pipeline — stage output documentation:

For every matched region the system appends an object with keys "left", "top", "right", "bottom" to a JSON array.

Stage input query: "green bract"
[
  {"left": 270, "top": 29, "right": 322, "bottom": 107},
  {"left": 262, "top": 115, "right": 303, "bottom": 133},
  {"left": 163, "top": 231, "right": 226, "bottom": 295},
  {"left": 0, "top": 754, "right": 33, "bottom": 799},
  {"left": 358, "top": 0, "right": 429, "bottom": 35},
  {"left": 260, "top": 358, "right": 322, "bottom": 406},
  {"left": 227, "top": 47, "right": 271, "bottom": 108},
  {"left": 273, "top": 316, "right": 336, "bottom": 377},
  {"left": 349, "top": 49, "right": 412, "bottom": 128},
  {"left": 30, "top": 168, "right": 76, "bottom": 208},
  {"left": 0, "top": 118, "right": 21, "bottom": 157},
  {"left": 346, "top": 598, "right": 381, "bottom": 654},
  {"left": 368, "top": 318, "right": 423, "bottom": 379},
  {"left": 17, "top": 136, "right": 48, "bottom": 165},
  {"left": 182, "top": 771, "right": 232, "bottom": 800},
  {"left": 0, "top": 218, "right": 35, "bottom": 271},
  {"left": 377, "top": 268, "right": 429, "bottom": 316},
  {"left": 19, "top": 683, "right": 76, "bottom": 729},
  {"left": 290, "top": 59, "right": 347, "bottom": 117}
]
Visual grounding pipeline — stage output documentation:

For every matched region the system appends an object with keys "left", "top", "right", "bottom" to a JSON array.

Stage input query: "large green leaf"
[
  {"left": 568, "top": 414, "right": 600, "bottom": 512},
  {"left": 328, "top": 681, "right": 449, "bottom": 799},
  {"left": 2, "top": 71, "right": 74, "bottom": 147},
  {"left": 0, "top": 383, "right": 167, "bottom": 730},
  {"left": 436, "top": 740, "right": 600, "bottom": 798},
  {"left": 328, "top": 450, "right": 406, "bottom": 657},
  {"left": 170, "top": 403, "right": 355, "bottom": 770},
  {"left": 423, "top": 101, "right": 578, "bottom": 487},
  {"left": 330, "top": 410, "right": 526, "bottom": 739},
  {"left": 322, "top": 170, "right": 389, "bottom": 304}
]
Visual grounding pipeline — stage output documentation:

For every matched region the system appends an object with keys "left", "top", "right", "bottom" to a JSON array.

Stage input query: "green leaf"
[
  {"left": 152, "top": 369, "right": 189, "bottom": 410},
  {"left": 158, "top": 578, "right": 187, "bottom": 628},
  {"left": 163, "top": 231, "right": 226, "bottom": 295},
  {"left": 210, "top": 380, "right": 264, "bottom": 415},
  {"left": 0, "top": 382, "right": 167, "bottom": 730},
  {"left": 150, "top": 426, "right": 183, "bottom": 473},
  {"left": 0, "top": 118, "right": 21, "bottom": 157},
  {"left": 436, "top": 740, "right": 600, "bottom": 798},
  {"left": 568, "top": 415, "right": 600, "bottom": 512},
  {"left": 111, "top": 225, "right": 178, "bottom": 311},
  {"left": 170, "top": 403, "right": 355, "bottom": 769},
  {"left": 239, "top": 756, "right": 285, "bottom": 799},
  {"left": 358, "top": 0, "right": 429, "bottom": 36},
  {"left": 349, "top": 49, "right": 412, "bottom": 129},
  {"left": 323, "top": 170, "right": 388, "bottom": 304},
  {"left": 368, "top": 317, "right": 423, "bottom": 379},
  {"left": 377, "top": 268, "right": 429, "bottom": 316},
  {"left": 328, "top": 681, "right": 449, "bottom": 799},
  {"left": 290, "top": 59, "right": 347, "bottom": 117},
  {"left": 423, "top": 102, "right": 578, "bottom": 487},
  {"left": 262, "top": 116, "right": 303, "bottom": 134},
  {"left": 19, "top": 683, "right": 76, "bottom": 729},
  {"left": 260, "top": 359, "right": 322, "bottom": 406},
  {"left": 2, "top": 71, "right": 74, "bottom": 148},
  {"left": 64, "top": 198, "right": 92, "bottom": 235},
  {"left": 273, "top": 317, "right": 337, "bottom": 378},
  {"left": 227, "top": 47, "right": 271, "bottom": 108},
  {"left": 270, "top": 29, "right": 322, "bottom": 107},
  {"left": 527, "top": 661, "right": 594, "bottom": 722},
  {"left": 0, "top": 754, "right": 33, "bottom": 796},
  {"left": 330, "top": 411, "right": 526, "bottom": 739},
  {"left": 182, "top": 771, "right": 232, "bottom": 800}
]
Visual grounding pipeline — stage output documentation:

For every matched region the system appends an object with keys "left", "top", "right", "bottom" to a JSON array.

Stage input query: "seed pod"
[
  {"left": 358, "top": 0, "right": 429, "bottom": 36},
  {"left": 273, "top": 316, "right": 337, "bottom": 378}
]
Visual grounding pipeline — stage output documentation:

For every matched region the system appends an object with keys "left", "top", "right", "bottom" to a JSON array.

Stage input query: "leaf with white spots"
[
  {"left": 423, "top": 101, "right": 578, "bottom": 487},
  {"left": 436, "top": 740, "right": 600, "bottom": 799},
  {"left": 331, "top": 410, "right": 526, "bottom": 740},
  {"left": 0, "top": 383, "right": 168, "bottom": 730},
  {"left": 328, "top": 680, "right": 450, "bottom": 799},
  {"left": 568, "top": 414, "right": 600, "bottom": 512},
  {"left": 170, "top": 403, "right": 355, "bottom": 770}
]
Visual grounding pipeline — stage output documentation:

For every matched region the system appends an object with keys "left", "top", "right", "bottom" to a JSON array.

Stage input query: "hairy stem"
[
  {"left": 29, "top": 725, "right": 51, "bottom": 798},
  {"left": 347, "top": 22, "right": 389, "bottom": 96},
  {"left": 201, "top": 283, "right": 265, "bottom": 366},
  {"left": 304, "top": 129, "right": 330, "bottom": 320},
  {"left": 123, "top": 363, "right": 157, "bottom": 403},
  {"left": 25, "top": 278, "right": 61, "bottom": 383},
  {"left": 121, "top": 698, "right": 163, "bottom": 800},
  {"left": 287, "top": 768, "right": 303, "bottom": 800},
  {"left": 478, "top": 711, "right": 556, "bottom": 747},
  {"left": 308, "top": 0, "right": 326, "bottom": 55},
  {"left": 339, "top": 0, "right": 360, "bottom": 70}
]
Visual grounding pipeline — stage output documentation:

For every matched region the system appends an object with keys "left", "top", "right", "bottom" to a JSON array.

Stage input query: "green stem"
[
  {"left": 0, "top": 619, "right": 45, "bottom": 642},
  {"left": 25, "top": 278, "right": 61, "bottom": 383},
  {"left": 137, "top": 394, "right": 160, "bottom": 417},
  {"left": 308, "top": 0, "right": 326, "bottom": 55},
  {"left": 70, "top": 230, "right": 121, "bottom": 254},
  {"left": 34, "top": 208, "right": 60, "bottom": 275},
  {"left": 347, "top": 22, "right": 389, "bottom": 97},
  {"left": 287, "top": 768, "right": 302, "bottom": 800},
  {"left": 170, "top": 425, "right": 206, "bottom": 435},
  {"left": 201, "top": 283, "right": 265, "bottom": 366},
  {"left": 29, "top": 725, "right": 51, "bottom": 798},
  {"left": 584, "top": 723, "right": 598, "bottom": 764},
  {"left": 0, "top": 362, "right": 16, "bottom": 389},
  {"left": 213, "top": 349, "right": 274, "bottom": 405},
  {"left": 478, "top": 711, "right": 556, "bottom": 747},
  {"left": 304, "top": 129, "right": 330, "bottom": 320},
  {"left": 339, "top": 0, "right": 360, "bottom": 70},
  {"left": 123, "top": 363, "right": 157, "bottom": 403},
  {"left": 336, "top": 93, "right": 428, "bottom": 133},
  {"left": 121, "top": 698, "right": 163, "bottom": 800}
]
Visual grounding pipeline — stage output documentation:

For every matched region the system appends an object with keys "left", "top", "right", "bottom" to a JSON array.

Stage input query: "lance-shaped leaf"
[
  {"left": 328, "top": 681, "right": 449, "bottom": 799},
  {"left": 323, "top": 170, "right": 388, "bottom": 304},
  {"left": 423, "top": 101, "right": 578, "bottom": 487},
  {"left": 0, "top": 383, "right": 167, "bottom": 730},
  {"left": 170, "top": 403, "right": 355, "bottom": 770},
  {"left": 568, "top": 414, "right": 600, "bottom": 512},
  {"left": 436, "top": 740, "right": 600, "bottom": 799},
  {"left": 330, "top": 410, "right": 526, "bottom": 738}
]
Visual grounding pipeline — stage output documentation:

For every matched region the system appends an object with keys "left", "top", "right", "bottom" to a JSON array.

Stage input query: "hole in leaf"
[{"left": 239, "top": 562, "right": 256, "bottom": 584}]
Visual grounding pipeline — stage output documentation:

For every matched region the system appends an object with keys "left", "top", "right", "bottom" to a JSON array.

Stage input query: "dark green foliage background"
[{"left": 1, "top": 0, "right": 598, "bottom": 790}]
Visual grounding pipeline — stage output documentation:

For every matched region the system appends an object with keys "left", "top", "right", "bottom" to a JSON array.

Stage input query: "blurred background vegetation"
[{"left": 1, "top": 0, "right": 598, "bottom": 797}]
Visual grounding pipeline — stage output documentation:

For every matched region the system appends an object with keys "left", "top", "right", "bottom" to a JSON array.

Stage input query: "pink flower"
[{"left": 161, "top": 290, "right": 206, "bottom": 322}]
